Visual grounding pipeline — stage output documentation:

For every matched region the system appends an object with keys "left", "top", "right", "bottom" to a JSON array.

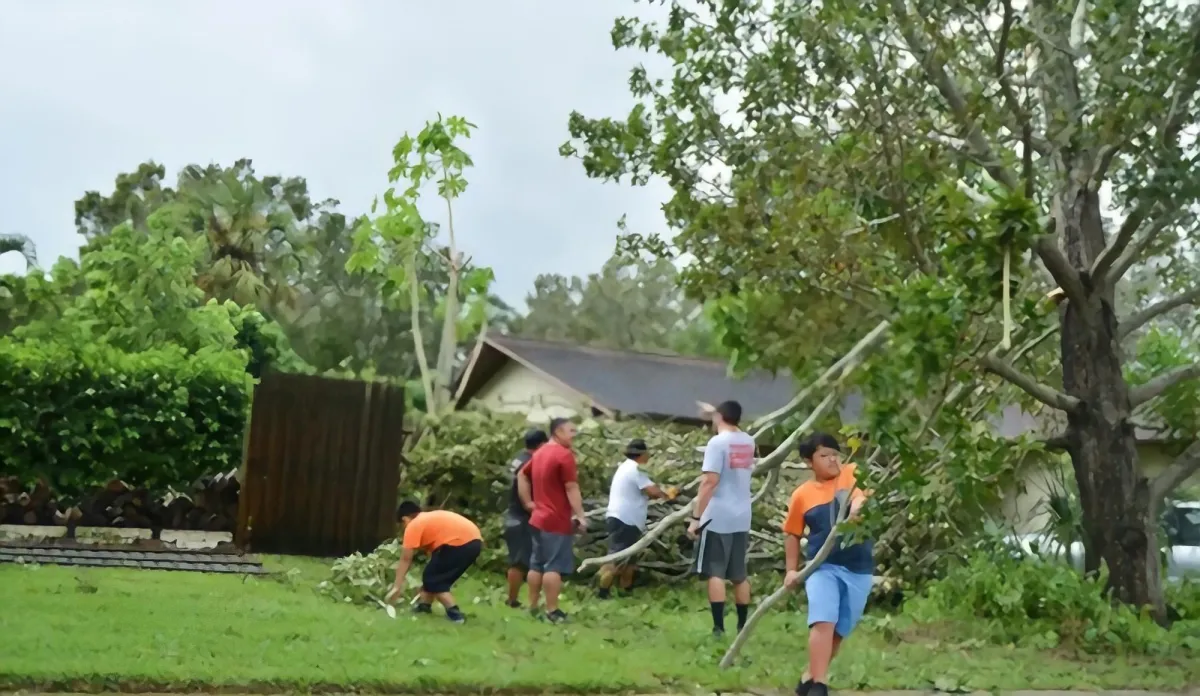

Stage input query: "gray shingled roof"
[{"left": 479, "top": 336, "right": 797, "bottom": 421}]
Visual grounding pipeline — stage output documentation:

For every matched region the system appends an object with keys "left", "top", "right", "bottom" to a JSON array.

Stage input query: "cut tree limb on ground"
[
  {"left": 578, "top": 323, "right": 890, "bottom": 571},
  {"left": 718, "top": 488, "right": 855, "bottom": 669}
]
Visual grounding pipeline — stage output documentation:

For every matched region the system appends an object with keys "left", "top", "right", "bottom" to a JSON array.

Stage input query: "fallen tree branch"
[
  {"left": 981, "top": 354, "right": 1081, "bottom": 411},
  {"left": 1130, "top": 363, "right": 1200, "bottom": 407},
  {"left": 1150, "top": 439, "right": 1200, "bottom": 502},
  {"left": 749, "top": 320, "right": 891, "bottom": 434},
  {"left": 1119, "top": 287, "right": 1200, "bottom": 339},
  {"left": 719, "top": 488, "right": 854, "bottom": 669},
  {"left": 581, "top": 382, "right": 848, "bottom": 571}
]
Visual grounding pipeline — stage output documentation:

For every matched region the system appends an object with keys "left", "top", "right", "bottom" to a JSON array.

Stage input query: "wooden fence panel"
[{"left": 235, "top": 372, "right": 405, "bottom": 557}]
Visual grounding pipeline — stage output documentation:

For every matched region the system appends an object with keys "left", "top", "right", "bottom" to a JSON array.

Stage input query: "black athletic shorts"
[
  {"left": 422, "top": 539, "right": 482, "bottom": 593},
  {"left": 605, "top": 516, "right": 643, "bottom": 558}
]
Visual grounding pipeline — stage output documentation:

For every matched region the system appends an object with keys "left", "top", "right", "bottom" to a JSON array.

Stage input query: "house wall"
[
  {"left": 470, "top": 361, "right": 593, "bottom": 423},
  {"left": 1001, "top": 443, "right": 1195, "bottom": 534}
]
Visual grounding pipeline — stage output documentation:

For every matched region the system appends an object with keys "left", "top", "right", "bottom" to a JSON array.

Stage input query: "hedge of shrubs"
[{"left": 0, "top": 338, "right": 253, "bottom": 498}]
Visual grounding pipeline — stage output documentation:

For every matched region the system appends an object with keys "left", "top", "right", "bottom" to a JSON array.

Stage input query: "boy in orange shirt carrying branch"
[
  {"left": 385, "top": 501, "right": 483, "bottom": 624},
  {"left": 781, "top": 433, "right": 872, "bottom": 696}
]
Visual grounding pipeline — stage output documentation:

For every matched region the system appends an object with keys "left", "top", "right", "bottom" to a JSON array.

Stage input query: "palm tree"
[
  {"left": 0, "top": 233, "right": 37, "bottom": 269},
  {"left": 184, "top": 163, "right": 299, "bottom": 316}
]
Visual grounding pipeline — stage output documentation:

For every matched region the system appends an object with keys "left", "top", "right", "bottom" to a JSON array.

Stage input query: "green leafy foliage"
[
  {"left": 900, "top": 542, "right": 1200, "bottom": 655},
  {"left": 348, "top": 115, "right": 496, "bottom": 413},
  {"left": 512, "top": 253, "right": 722, "bottom": 357},
  {"left": 0, "top": 339, "right": 252, "bottom": 496}
]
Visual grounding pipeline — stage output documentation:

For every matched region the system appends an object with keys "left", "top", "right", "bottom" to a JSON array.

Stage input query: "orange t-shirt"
[
  {"left": 401, "top": 510, "right": 482, "bottom": 553},
  {"left": 781, "top": 464, "right": 872, "bottom": 573}
]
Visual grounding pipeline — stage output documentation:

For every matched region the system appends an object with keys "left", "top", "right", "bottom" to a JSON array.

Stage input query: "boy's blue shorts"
[{"left": 805, "top": 563, "right": 873, "bottom": 638}]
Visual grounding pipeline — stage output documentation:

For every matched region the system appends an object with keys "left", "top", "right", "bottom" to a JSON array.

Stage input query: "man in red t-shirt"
[{"left": 518, "top": 417, "right": 586, "bottom": 623}]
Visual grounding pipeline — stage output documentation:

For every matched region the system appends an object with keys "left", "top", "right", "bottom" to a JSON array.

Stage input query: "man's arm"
[
  {"left": 387, "top": 547, "right": 416, "bottom": 602},
  {"left": 693, "top": 472, "right": 719, "bottom": 519},
  {"left": 517, "top": 463, "right": 535, "bottom": 512},
  {"left": 781, "top": 493, "right": 807, "bottom": 586},
  {"left": 694, "top": 439, "right": 725, "bottom": 520},
  {"left": 642, "top": 483, "right": 668, "bottom": 500},
  {"left": 562, "top": 453, "right": 586, "bottom": 526}
]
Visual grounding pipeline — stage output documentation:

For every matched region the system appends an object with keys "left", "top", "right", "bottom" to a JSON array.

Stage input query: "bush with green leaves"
[
  {"left": 901, "top": 539, "right": 1200, "bottom": 655},
  {"left": 0, "top": 338, "right": 253, "bottom": 496}
]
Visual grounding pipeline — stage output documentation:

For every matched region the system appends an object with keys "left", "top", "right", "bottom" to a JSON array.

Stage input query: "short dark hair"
[
  {"left": 625, "top": 438, "right": 649, "bottom": 458},
  {"left": 715, "top": 400, "right": 742, "bottom": 426},
  {"left": 396, "top": 500, "right": 421, "bottom": 520},
  {"left": 797, "top": 432, "right": 841, "bottom": 460},
  {"left": 524, "top": 429, "right": 549, "bottom": 450},
  {"left": 549, "top": 417, "right": 572, "bottom": 435}
]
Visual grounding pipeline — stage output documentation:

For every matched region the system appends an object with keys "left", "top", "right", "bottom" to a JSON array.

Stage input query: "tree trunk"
[{"left": 1058, "top": 189, "right": 1166, "bottom": 624}]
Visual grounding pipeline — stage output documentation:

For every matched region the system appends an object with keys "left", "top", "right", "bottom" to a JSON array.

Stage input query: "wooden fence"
[{"left": 235, "top": 372, "right": 405, "bottom": 557}]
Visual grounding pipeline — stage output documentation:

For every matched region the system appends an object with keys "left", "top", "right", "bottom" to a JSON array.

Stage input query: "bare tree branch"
[
  {"left": 749, "top": 320, "right": 891, "bottom": 434},
  {"left": 1120, "top": 287, "right": 1200, "bottom": 339},
  {"left": 1110, "top": 211, "right": 1185, "bottom": 282},
  {"left": 890, "top": 0, "right": 1020, "bottom": 191},
  {"left": 1034, "top": 234, "right": 1088, "bottom": 309},
  {"left": 1130, "top": 363, "right": 1200, "bottom": 407},
  {"left": 1150, "top": 439, "right": 1200, "bottom": 502},
  {"left": 981, "top": 354, "right": 1082, "bottom": 411}
]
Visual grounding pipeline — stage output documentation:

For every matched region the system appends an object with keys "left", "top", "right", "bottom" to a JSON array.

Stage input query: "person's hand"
[
  {"left": 573, "top": 513, "right": 588, "bottom": 532},
  {"left": 849, "top": 498, "right": 865, "bottom": 520},
  {"left": 384, "top": 582, "right": 405, "bottom": 605},
  {"left": 664, "top": 485, "right": 679, "bottom": 501},
  {"left": 785, "top": 570, "right": 804, "bottom": 589},
  {"left": 687, "top": 519, "right": 700, "bottom": 539}
]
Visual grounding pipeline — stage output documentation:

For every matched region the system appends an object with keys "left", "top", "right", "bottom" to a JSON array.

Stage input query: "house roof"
[
  {"left": 457, "top": 334, "right": 1174, "bottom": 444},
  {"left": 455, "top": 335, "right": 798, "bottom": 423}
]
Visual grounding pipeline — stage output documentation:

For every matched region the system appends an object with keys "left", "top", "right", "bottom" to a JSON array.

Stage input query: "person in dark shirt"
[
  {"left": 519, "top": 417, "right": 586, "bottom": 623},
  {"left": 503, "top": 428, "right": 548, "bottom": 608},
  {"left": 782, "top": 432, "right": 873, "bottom": 696}
]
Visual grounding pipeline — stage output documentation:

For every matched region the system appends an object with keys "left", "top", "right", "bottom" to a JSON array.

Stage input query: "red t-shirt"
[{"left": 527, "top": 441, "right": 578, "bottom": 535}]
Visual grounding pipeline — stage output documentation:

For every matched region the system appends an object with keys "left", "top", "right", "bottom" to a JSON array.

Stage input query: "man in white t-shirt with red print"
[{"left": 688, "top": 399, "right": 756, "bottom": 637}]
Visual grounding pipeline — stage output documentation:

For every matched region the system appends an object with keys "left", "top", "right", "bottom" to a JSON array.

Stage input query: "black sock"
[
  {"left": 710, "top": 601, "right": 726, "bottom": 631},
  {"left": 598, "top": 587, "right": 611, "bottom": 599},
  {"left": 446, "top": 605, "right": 463, "bottom": 617},
  {"left": 736, "top": 603, "right": 749, "bottom": 630}
]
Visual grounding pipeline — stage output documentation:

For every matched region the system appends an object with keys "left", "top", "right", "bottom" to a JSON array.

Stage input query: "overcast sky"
[{"left": 0, "top": 0, "right": 672, "bottom": 307}]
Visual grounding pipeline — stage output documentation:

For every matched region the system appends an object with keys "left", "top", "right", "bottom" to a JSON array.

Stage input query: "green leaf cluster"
[{"left": 0, "top": 338, "right": 252, "bottom": 497}]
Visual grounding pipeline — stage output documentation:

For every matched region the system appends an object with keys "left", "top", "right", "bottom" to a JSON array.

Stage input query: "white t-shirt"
[
  {"left": 606, "top": 459, "right": 656, "bottom": 530},
  {"left": 698, "top": 429, "right": 756, "bottom": 533}
]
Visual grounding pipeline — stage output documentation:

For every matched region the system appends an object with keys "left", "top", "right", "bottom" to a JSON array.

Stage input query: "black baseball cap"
[{"left": 625, "top": 439, "right": 649, "bottom": 457}]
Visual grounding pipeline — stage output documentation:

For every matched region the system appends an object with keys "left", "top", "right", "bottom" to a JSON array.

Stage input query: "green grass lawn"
[{"left": 1, "top": 556, "right": 1195, "bottom": 693}]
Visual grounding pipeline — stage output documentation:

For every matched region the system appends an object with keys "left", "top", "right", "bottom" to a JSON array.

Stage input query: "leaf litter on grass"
[{"left": 0, "top": 561, "right": 1196, "bottom": 692}]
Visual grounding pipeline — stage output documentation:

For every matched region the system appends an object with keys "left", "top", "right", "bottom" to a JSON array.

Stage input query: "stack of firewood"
[{"left": 0, "top": 471, "right": 241, "bottom": 533}]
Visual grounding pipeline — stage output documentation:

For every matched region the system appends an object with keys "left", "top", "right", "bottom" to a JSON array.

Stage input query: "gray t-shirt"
[{"left": 698, "top": 429, "right": 756, "bottom": 533}]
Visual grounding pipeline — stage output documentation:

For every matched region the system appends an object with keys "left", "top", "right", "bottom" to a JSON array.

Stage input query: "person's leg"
[
  {"left": 544, "top": 533, "right": 575, "bottom": 620},
  {"left": 827, "top": 569, "right": 873, "bottom": 669},
  {"left": 504, "top": 525, "right": 531, "bottom": 606},
  {"left": 695, "top": 530, "right": 729, "bottom": 634},
  {"left": 800, "top": 567, "right": 843, "bottom": 692},
  {"left": 729, "top": 532, "right": 751, "bottom": 631},
  {"left": 507, "top": 567, "right": 525, "bottom": 604},
  {"left": 527, "top": 530, "right": 545, "bottom": 612},
  {"left": 598, "top": 563, "right": 617, "bottom": 598},
  {"left": 543, "top": 571, "right": 563, "bottom": 612},
  {"left": 424, "top": 541, "right": 480, "bottom": 623},
  {"left": 618, "top": 563, "right": 636, "bottom": 591}
]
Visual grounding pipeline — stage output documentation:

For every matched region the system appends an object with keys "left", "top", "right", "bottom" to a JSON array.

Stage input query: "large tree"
[
  {"left": 563, "top": 0, "right": 1200, "bottom": 620},
  {"left": 512, "top": 253, "right": 721, "bottom": 357}
]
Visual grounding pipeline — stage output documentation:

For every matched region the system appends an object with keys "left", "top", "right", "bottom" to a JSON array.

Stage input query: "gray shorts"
[
  {"left": 605, "top": 517, "right": 643, "bottom": 558},
  {"left": 530, "top": 529, "right": 575, "bottom": 575},
  {"left": 504, "top": 522, "right": 533, "bottom": 569},
  {"left": 693, "top": 528, "right": 749, "bottom": 582}
]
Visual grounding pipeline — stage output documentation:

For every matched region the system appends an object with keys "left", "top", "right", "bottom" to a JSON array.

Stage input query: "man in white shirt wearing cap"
[{"left": 597, "top": 438, "right": 676, "bottom": 599}]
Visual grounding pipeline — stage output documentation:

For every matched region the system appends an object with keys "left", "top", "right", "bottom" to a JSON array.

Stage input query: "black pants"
[{"left": 422, "top": 539, "right": 482, "bottom": 593}]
